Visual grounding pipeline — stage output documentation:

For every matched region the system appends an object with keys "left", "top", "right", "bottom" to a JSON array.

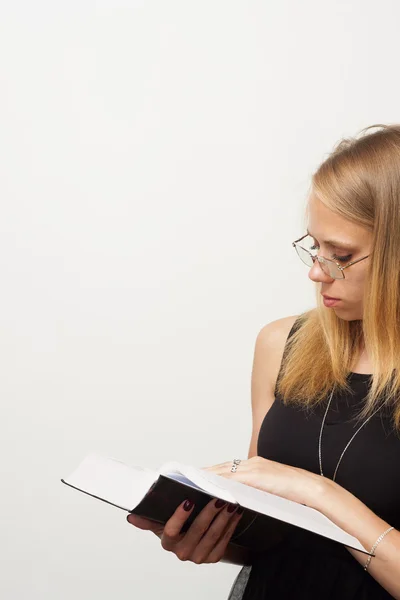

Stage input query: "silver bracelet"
[{"left": 363, "top": 526, "right": 394, "bottom": 572}]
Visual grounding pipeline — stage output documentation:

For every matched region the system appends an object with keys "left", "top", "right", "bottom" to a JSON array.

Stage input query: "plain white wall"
[{"left": 1, "top": 1, "right": 399, "bottom": 598}]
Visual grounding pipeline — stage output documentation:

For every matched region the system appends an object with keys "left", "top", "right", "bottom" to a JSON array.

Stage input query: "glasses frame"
[{"left": 292, "top": 233, "right": 371, "bottom": 279}]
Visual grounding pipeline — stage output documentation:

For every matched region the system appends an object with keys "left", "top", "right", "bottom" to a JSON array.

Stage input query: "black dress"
[{"left": 228, "top": 318, "right": 400, "bottom": 599}]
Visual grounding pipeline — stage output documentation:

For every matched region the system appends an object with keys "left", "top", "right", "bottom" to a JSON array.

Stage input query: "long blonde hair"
[{"left": 276, "top": 124, "right": 400, "bottom": 434}]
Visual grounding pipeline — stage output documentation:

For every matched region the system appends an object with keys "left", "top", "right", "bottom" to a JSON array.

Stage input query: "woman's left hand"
[{"left": 201, "top": 456, "right": 328, "bottom": 507}]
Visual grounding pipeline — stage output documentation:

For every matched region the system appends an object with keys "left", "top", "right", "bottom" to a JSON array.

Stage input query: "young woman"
[{"left": 127, "top": 124, "right": 400, "bottom": 599}]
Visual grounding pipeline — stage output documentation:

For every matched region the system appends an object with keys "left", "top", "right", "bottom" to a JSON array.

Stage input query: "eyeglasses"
[{"left": 292, "top": 233, "right": 371, "bottom": 279}]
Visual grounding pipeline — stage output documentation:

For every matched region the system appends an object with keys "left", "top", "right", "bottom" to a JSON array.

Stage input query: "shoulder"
[
  {"left": 247, "top": 315, "right": 300, "bottom": 459},
  {"left": 252, "top": 315, "right": 300, "bottom": 396},
  {"left": 255, "top": 315, "right": 300, "bottom": 352}
]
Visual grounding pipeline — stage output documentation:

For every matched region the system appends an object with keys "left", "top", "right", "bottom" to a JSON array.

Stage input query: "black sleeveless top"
[{"left": 228, "top": 318, "right": 400, "bottom": 600}]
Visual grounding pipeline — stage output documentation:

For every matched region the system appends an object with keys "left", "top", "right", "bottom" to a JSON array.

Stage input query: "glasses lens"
[
  {"left": 323, "top": 259, "right": 343, "bottom": 279},
  {"left": 295, "top": 239, "right": 343, "bottom": 279},
  {"left": 295, "top": 244, "right": 313, "bottom": 267}
]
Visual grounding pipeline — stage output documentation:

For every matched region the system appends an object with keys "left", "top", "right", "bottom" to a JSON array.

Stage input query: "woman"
[{"left": 127, "top": 124, "right": 400, "bottom": 599}]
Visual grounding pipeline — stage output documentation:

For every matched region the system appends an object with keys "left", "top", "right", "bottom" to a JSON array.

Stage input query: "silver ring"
[{"left": 231, "top": 458, "right": 241, "bottom": 473}]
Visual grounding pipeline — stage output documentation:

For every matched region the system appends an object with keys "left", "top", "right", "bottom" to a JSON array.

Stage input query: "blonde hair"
[{"left": 276, "top": 124, "right": 400, "bottom": 434}]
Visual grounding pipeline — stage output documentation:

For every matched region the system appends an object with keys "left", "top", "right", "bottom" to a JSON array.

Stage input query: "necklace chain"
[{"left": 318, "top": 386, "right": 382, "bottom": 482}]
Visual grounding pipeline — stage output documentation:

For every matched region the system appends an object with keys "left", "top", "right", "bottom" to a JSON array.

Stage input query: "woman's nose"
[{"left": 308, "top": 257, "right": 334, "bottom": 283}]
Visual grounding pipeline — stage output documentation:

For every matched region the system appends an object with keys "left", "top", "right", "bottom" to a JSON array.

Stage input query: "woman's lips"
[
  {"left": 322, "top": 294, "right": 340, "bottom": 300},
  {"left": 323, "top": 297, "right": 341, "bottom": 307}
]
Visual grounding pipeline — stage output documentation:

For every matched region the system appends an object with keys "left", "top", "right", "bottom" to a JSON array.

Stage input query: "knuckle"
[
  {"left": 192, "top": 550, "right": 212, "bottom": 565},
  {"left": 163, "top": 523, "right": 176, "bottom": 538},
  {"left": 208, "top": 550, "right": 223, "bottom": 564},
  {"left": 208, "top": 552, "right": 220, "bottom": 564},
  {"left": 160, "top": 534, "right": 177, "bottom": 551},
  {"left": 176, "top": 549, "right": 189, "bottom": 562},
  {"left": 190, "top": 522, "right": 207, "bottom": 538},
  {"left": 207, "top": 527, "right": 222, "bottom": 544},
  {"left": 160, "top": 537, "right": 171, "bottom": 551}
]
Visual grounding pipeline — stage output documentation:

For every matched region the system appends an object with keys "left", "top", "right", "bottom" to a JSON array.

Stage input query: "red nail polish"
[
  {"left": 215, "top": 499, "right": 227, "bottom": 509},
  {"left": 227, "top": 503, "right": 237, "bottom": 513},
  {"left": 183, "top": 499, "right": 194, "bottom": 511}
]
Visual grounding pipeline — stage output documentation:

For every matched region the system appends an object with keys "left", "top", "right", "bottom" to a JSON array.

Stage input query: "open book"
[{"left": 61, "top": 453, "right": 371, "bottom": 556}]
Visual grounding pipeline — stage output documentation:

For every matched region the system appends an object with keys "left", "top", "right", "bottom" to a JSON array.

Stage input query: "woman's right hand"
[{"left": 127, "top": 498, "right": 244, "bottom": 564}]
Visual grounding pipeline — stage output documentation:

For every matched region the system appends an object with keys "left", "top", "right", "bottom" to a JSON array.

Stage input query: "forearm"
[{"left": 310, "top": 476, "right": 400, "bottom": 599}]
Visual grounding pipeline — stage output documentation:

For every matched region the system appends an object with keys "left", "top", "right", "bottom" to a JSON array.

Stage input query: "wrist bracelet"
[{"left": 363, "top": 526, "right": 394, "bottom": 572}]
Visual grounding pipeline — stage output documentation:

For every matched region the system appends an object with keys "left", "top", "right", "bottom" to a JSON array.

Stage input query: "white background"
[{"left": 1, "top": 1, "right": 399, "bottom": 598}]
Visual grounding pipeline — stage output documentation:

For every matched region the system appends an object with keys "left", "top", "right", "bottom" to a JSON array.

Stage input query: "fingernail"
[
  {"left": 237, "top": 506, "right": 244, "bottom": 515},
  {"left": 215, "top": 499, "right": 227, "bottom": 509},
  {"left": 227, "top": 503, "right": 237, "bottom": 513},
  {"left": 183, "top": 499, "right": 194, "bottom": 511}
]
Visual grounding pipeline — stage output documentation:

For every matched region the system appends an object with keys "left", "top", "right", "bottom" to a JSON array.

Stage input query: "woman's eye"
[
  {"left": 333, "top": 253, "right": 352, "bottom": 263},
  {"left": 310, "top": 244, "right": 352, "bottom": 263}
]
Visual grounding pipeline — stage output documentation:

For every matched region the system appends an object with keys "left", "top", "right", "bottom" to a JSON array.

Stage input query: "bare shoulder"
[
  {"left": 255, "top": 314, "right": 299, "bottom": 364},
  {"left": 247, "top": 315, "right": 299, "bottom": 459}
]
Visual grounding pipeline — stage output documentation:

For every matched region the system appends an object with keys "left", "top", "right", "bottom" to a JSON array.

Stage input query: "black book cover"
[{"left": 132, "top": 475, "right": 302, "bottom": 552}]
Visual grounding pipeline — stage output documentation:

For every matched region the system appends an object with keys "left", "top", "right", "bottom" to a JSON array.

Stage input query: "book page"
[{"left": 62, "top": 453, "right": 157, "bottom": 510}]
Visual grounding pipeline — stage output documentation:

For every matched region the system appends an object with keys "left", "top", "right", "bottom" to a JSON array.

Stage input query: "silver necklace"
[{"left": 318, "top": 386, "right": 382, "bottom": 482}]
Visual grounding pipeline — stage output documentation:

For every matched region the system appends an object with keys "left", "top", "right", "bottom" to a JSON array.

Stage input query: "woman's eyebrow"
[{"left": 306, "top": 229, "right": 355, "bottom": 251}]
